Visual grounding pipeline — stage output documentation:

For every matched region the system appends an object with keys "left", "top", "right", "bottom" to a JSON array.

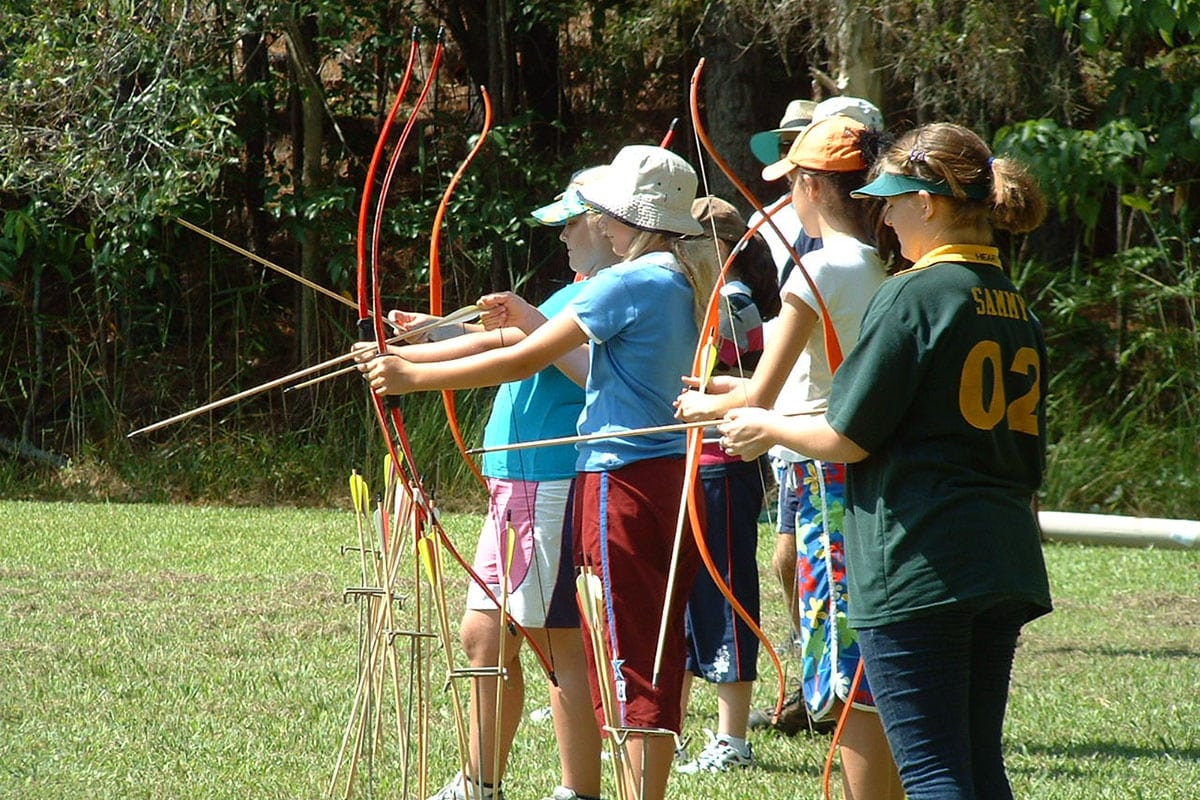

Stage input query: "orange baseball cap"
[{"left": 761, "top": 117, "right": 869, "bottom": 182}]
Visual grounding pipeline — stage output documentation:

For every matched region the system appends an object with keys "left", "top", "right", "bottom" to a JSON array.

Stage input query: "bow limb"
[
  {"left": 693, "top": 224, "right": 789, "bottom": 719},
  {"left": 649, "top": 227, "right": 788, "bottom": 716},
  {"left": 355, "top": 34, "right": 431, "bottom": 537},
  {"left": 659, "top": 67, "right": 796, "bottom": 718},
  {"left": 689, "top": 58, "right": 843, "bottom": 373},
  {"left": 370, "top": 29, "right": 446, "bottom": 306},
  {"left": 356, "top": 66, "right": 556, "bottom": 683},
  {"left": 427, "top": 86, "right": 494, "bottom": 491},
  {"left": 658, "top": 117, "right": 679, "bottom": 149},
  {"left": 352, "top": 49, "right": 445, "bottom": 774},
  {"left": 356, "top": 27, "right": 420, "bottom": 328}
]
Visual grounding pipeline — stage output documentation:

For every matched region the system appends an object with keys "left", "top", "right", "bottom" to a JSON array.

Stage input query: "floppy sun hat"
[
  {"left": 529, "top": 165, "right": 611, "bottom": 226},
  {"left": 749, "top": 99, "right": 818, "bottom": 166},
  {"left": 578, "top": 145, "right": 704, "bottom": 236},
  {"left": 760, "top": 116, "right": 870, "bottom": 183},
  {"left": 810, "top": 96, "right": 883, "bottom": 132},
  {"left": 691, "top": 196, "right": 747, "bottom": 244}
]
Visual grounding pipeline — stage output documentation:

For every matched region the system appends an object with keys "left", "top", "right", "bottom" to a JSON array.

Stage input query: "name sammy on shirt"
[{"left": 971, "top": 286, "right": 1029, "bottom": 321}]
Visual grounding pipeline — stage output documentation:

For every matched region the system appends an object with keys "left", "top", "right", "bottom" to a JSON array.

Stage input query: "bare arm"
[
  {"left": 717, "top": 407, "right": 869, "bottom": 463},
  {"left": 355, "top": 298, "right": 587, "bottom": 382},
  {"left": 388, "top": 309, "right": 485, "bottom": 342},
  {"left": 349, "top": 313, "right": 525, "bottom": 366},
  {"left": 396, "top": 327, "right": 527, "bottom": 363},
  {"left": 552, "top": 346, "right": 590, "bottom": 387},
  {"left": 674, "top": 295, "right": 817, "bottom": 421},
  {"left": 477, "top": 291, "right": 548, "bottom": 334},
  {"left": 479, "top": 291, "right": 590, "bottom": 385},
  {"left": 365, "top": 312, "right": 589, "bottom": 395}
]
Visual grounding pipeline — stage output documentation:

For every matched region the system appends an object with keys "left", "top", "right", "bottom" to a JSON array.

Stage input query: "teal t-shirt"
[
  {"left": 826, "top": 246, "right": 1052, "bottom": 628},
  {"left": 480, "top": 282, "right": 586, "bottom": 481}
]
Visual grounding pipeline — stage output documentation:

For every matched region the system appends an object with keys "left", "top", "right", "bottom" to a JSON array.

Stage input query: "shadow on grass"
[
  {"left": 1026, "top": 644, "right": 1199, "bottom": 660},
  {"left": 1011, "top": 738, "right": 1200, "bottom": 767}
]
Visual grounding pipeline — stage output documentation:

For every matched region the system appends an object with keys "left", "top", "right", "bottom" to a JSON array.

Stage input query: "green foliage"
[
  {"left": 997, "top": 118, "right": 1148, "bottom": 242},
  {"left": 0, "top": 4, "right": 240, "bottom": 218},
  {"left": 1040, "top": 0, "right": 1200, "bottom": 51},
  {"left": 996, "top": 5, "right": 1200, "bottom": 492},
  {"left": 0, "top": 386, "right": 493, "bottom": 511},
  {"left": 377, "top": 111, "right": 599, "bottom": 303},
  {"left": 1016, "top": 225, "right": 1200, "bottom": 514},
  {"left": 2, "top": 0, "right": 1200, "bottom": 518},
  {"left": 1043, "top": 397, "right": 1200, "bottom": 514},
  {"left": 1022, "top": 1, "right": 1200, "bottom": 250}
]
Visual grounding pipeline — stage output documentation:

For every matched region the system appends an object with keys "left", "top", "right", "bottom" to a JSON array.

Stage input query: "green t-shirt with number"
[{"left": 827, "top": 245, "right": 1052, "bottom": 629}]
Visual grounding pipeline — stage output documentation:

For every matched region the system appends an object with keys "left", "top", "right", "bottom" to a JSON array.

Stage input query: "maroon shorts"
[{"left": 573, "top": 457, "right": 702, "bottom": 733}]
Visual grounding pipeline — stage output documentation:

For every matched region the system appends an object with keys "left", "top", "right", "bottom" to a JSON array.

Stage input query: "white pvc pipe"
[{"left": 1038, "top": 511, "right": 1200, "bottom": 550}]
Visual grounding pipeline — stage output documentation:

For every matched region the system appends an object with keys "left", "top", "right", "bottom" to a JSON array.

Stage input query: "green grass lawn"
[{"left": 1, "top": 499, "right": 1197, "bottom": 799}]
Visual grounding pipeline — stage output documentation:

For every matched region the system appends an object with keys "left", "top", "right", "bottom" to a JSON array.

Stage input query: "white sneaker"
[
  {"left": 675, "top": 730, "right": 754, "bottom": 773},
  {"left": 426, "top": 772, "right": 504, "bottom": 800},
  {"left": 540, "top": 787, "right": 594, "bottom": 800},
  {"left": 673, "top": 733, "right": 691, "bottom": 763}
]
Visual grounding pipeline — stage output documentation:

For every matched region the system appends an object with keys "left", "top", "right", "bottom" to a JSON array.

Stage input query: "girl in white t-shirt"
[{"left": 675, "top": 116, "right": 903, "bottom": 800}]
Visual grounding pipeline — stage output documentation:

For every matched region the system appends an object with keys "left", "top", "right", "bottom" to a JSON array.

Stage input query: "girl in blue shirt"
[{"left": 363, "top": 145, "right": 719, "bottom": 800}]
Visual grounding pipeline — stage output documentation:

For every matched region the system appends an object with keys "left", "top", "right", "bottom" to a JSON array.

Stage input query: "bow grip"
[{"left": 358, "top": 317, "right": 401, "bottom": 410}]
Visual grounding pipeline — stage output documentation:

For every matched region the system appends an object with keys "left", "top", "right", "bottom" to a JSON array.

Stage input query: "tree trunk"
[
  {"left": 828, "top": 2, "right": 885, "bottom": 111},
  {"left": 695, "top": 6, "right": 769, "bottom": 213},
  {"left": 237, "top": 23, "right": 268, "bottom": 255},
  {"left": 515, "top": 17, "right": 562, "bottom": 151},
  {"left": 285, "top": 10, "right": 326, "bottom": 366},
  {"left": 487, "top": 0, "right": 514, "bottom": 121}
]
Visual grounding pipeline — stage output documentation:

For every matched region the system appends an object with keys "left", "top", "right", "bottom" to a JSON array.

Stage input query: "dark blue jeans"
[{"left": 857, "top": 599, "right": 1032, "bottom": 800}]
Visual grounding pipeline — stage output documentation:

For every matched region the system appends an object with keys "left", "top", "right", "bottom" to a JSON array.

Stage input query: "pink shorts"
[
  {"left": 465, "top": 477, "right": 578, "bottom": 629},
  {"left": 574, "top": 457, "right": 702, "bottom": 734}
]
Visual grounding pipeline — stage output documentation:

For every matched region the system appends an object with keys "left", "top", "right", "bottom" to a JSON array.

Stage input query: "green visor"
[{"left": 852, "top": 171, "right": 991, "bottom": 200}]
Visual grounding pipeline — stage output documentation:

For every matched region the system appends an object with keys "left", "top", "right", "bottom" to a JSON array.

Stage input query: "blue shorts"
[
  {"left": 773, "top": 456, "right": 801, "bottom": 535},
  {"left": 684, "top": 458, "right": 768, "bottom": 683}
]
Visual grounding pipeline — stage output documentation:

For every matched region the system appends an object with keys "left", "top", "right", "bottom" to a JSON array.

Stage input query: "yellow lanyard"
[{"left": 899, "top": 244, "right": 1002, "bottom": 275}]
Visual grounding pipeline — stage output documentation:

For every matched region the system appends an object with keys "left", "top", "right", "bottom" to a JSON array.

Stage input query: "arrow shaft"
[
  {"left": 466, "top": 419, "right": 714, "bottom": 455},
  {"left": 127, "top": 305, "right": 480, "bottom": 436},
  {"left": 175, "top": 217, "right": 358, "bottom": 312}
]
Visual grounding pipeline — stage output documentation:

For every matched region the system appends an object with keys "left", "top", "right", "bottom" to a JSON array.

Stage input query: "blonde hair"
[
  {"left": 881, "top": 123, "right": 1047, "bottom": 234},
  {"left": 624, "top": 230, "right": 720, "bottom": 330}
]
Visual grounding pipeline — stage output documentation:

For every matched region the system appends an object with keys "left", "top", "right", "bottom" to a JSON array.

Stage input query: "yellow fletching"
[
  {"left": 504, "top": 522, "right": 518, "bottom": 570},
  {"left": 348, "top": 471, "right": 369, "bottom": 515},
  {"left": 700, "top": 341, "right": 719, "bottom": 384},
  {"left": 417, "top": 535, "right": 438, "bottom": 583}
]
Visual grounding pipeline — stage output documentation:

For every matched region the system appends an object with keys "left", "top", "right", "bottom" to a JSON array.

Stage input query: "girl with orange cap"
[{"left": 677, "top": 115, "right": 904, "bottom": 799}]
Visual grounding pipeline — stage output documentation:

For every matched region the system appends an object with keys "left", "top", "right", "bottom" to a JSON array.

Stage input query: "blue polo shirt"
[{"left": 568, "top": 252, "right": 698, "bottom": 471}]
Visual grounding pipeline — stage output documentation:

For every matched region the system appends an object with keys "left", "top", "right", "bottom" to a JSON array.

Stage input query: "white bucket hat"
[
  {"left": 749, "top": 99, "right": 819, "bottom": 166},
  {"left": 811, "top": 96, "right": 883, "bottom": 132},
  {"left": 577, "top": 145, "right": 704, "bottom": 236}
]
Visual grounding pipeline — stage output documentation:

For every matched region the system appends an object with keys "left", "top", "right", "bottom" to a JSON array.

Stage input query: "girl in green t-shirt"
[{"left": 717, "top": 123, "right": 1052, "bottom": 800}]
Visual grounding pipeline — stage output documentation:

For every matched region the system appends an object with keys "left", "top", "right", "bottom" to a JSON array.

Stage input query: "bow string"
[
  {"left": 358, "top": 69, "right": 559, "bottom": 684},
  {"left": 658, "top": 58, "right": 830, "bottom": 719},
  {"left": 427, "top": 87, "right": 493, "bottom": 490},
  {"left": 689, "top": 58, "right": 844, "bottom": 373}
]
